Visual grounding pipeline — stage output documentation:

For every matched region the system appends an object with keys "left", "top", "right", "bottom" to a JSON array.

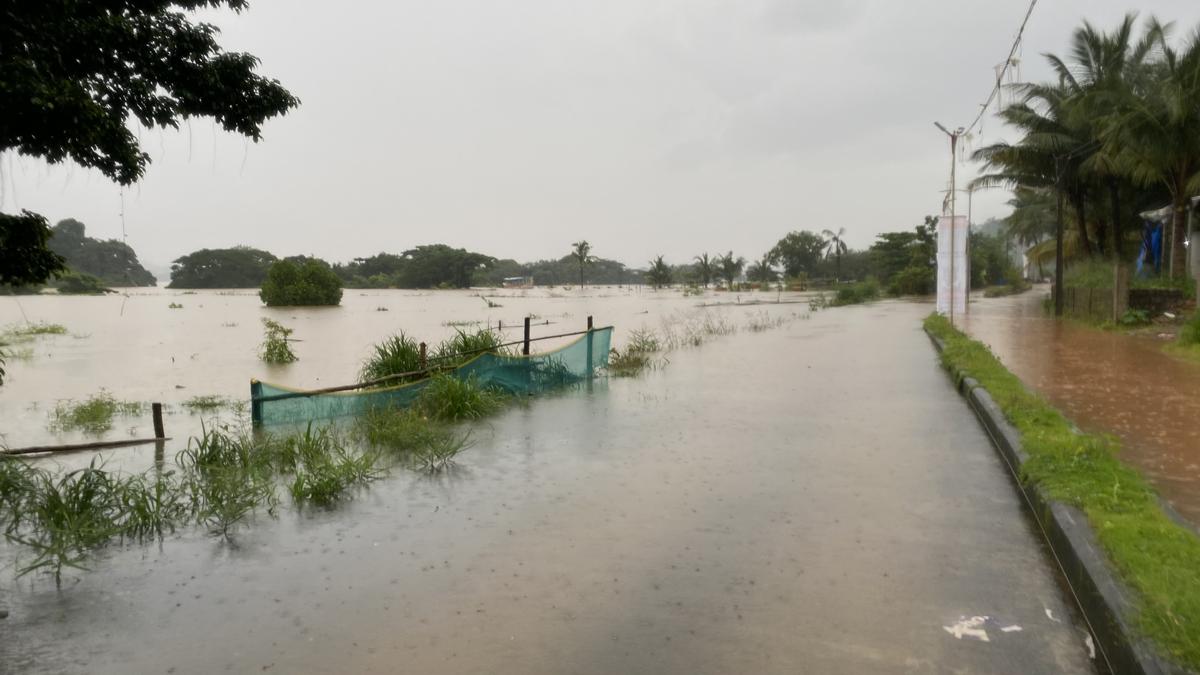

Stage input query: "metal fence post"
[{"left": 523, "top": 317, "right": 531, "bottom": 356}]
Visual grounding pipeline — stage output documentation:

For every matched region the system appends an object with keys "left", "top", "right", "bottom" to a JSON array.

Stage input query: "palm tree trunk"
[
  {"left": 1171, "top": 195, "right": 1188, "bottom": 280},
  {"left": 1108, "top": 179, "right": 1123, "bottom": 261},
  {"left": 1071, "top": 196, "right": 1093, "bottom": 258},
  {"left": 1055, "top": 189, "right": 1065, "bottom": 317}
]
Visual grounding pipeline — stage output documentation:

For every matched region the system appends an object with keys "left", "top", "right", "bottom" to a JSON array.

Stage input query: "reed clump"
[{"left": 49, "top": 392, "right": 143, "bottom": 434}]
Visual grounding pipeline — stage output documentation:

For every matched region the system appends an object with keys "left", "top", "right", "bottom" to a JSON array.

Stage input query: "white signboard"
[{"left": 936, "top": 215, "right": 968, "bottom": 319}]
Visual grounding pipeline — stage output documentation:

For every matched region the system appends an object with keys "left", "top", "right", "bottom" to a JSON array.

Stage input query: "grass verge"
[{"left": 924, "top": 313, "right": 1200, "bottom": 669}]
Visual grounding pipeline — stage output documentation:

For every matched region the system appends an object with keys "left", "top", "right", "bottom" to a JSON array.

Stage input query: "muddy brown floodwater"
[
  {"left": 959, "top": 289, "right": 1200, "bottom": 525},
  {"left": 1, "top": 298, "right": 1096, "bottom": 674}
]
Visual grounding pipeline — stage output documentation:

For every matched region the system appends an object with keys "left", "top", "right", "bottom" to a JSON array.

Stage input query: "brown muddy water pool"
[
  {"left": 1, "top": 297, "right": 1098, "bottom": 674},
  {"left": 960, "top": 288, "right": 1200, "bottom": 525}
]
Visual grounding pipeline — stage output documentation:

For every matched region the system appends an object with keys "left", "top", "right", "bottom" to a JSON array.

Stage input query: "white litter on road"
[
  {"left": 1001, "top": 625, "right": 1023, "bottom": 633},
  {"left": 943, "top": 616, "right": 991, "bottom": 642},
  {"left": 1085, "top": 633, "right": 1096, "bottom": 659},
  {"left": 1045, "top": 608, "right": 1061, "bottom": 623}
]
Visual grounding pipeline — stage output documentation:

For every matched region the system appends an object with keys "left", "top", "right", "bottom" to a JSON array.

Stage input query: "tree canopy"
[
  {"left": 169, "top": 247, "right": 277, "bottom": 288},
  {"left": 260, "top": 257, "right": 342, "bottom": 306},
  {"left": 0, "top": 1, "right": 297, "bottom": 285},
  {"left": 47, "top": 219, "right": 156, "bottom": 286},
  {"left": 768, "top": 231, "right": 826, "bottom": 278}
]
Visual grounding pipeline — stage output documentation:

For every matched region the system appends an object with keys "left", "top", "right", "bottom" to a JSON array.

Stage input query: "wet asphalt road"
[{"left": 1, "top": 301, "right": 1096, "bottom": 674}]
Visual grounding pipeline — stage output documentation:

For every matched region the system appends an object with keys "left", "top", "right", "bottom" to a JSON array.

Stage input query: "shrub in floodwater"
[
  {"left": 168, "top": 302, "right": 184, "bottom": 309},
  {"left": 49, "top": 392, "right": 143, "bottom": 434},
  {"left": 259, "top": 258, "right": 343, "bottom": 307},
  {"left": 830, "top": 278, "right": 880, "bottom": 307},
  {"left": 607, "top": 348, "right": 655, "bottom": 377},
  {"left": 415, "top": 374, "right": 505, "bottom": 421},
  {"left": 259, "top": 318, "right": 298, "bottom": 364},
  {"left": 432, "top": 328, "right": 508, "bottom": 367},
  {"left": 4, "top": 322, "right": 67, "bottom": 339},
  {"left": 412, "top": 429, "right": 471, "bottom": 473},
  {"left": 360, "top": 331, "right": 423, "bottom": 383}
]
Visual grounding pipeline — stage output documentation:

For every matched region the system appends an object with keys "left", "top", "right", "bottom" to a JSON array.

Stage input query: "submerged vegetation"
[
  {"left": 259, "top": 318, "right": 298, "bottom": 364},
  {"left": 360, "top": 331, "right": 423, "bottom": 383},
  {"left": 49, "top": 392, "right": 143, "bottom": 434},
  {"left": 415, "top": 374, "right": 505, "bottom": 421},
  {"left": 925, "top": 314, "right": 1200, "bottom": 669}
]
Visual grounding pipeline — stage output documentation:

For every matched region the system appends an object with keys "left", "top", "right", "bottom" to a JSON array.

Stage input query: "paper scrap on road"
[{"left": 943, "top": 616, "right": 991, "bottom": 642}]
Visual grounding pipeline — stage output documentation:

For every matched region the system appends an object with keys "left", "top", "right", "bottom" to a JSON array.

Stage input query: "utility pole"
[{"left": 935, "top": 122, "right": 966, "bottom": 324}]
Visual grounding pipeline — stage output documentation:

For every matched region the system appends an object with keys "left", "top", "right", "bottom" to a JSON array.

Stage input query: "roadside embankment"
[{"left": 925, "top": 313, "right": 1199, "bottom": 675}]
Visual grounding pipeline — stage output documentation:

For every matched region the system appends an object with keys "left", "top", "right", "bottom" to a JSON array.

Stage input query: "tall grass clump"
[
  {"left": 289, "top": 448, "right": 381, "bottom": 506},
  {"left": 415, "top": 374, "right": 505, "bottom": 421},
  {"left": 607, "top": 328, "right": 663, "bottom": 377},
  {"left": 259, "top": 318, "right": 298, "bottom": 364},
  {"left": 433, "top": 328, "right": 508, "bottom": 367},
  {"left": 4, "top": 322, "right": 67, "bottom": 339},
  {"left": 360, "top": 331, "right": 422, "bottom": 383},
  {"left": 1181, "top": 312, "right": 1200, "bottom": 346},
  {"left": 177, "top": 427, "right": 278, "bottom": 537},
  {"left": 49, "top": 392, "right": 143, "bottom": 434},
  {"left": 745, "top": 311, "right": 787, "bottom": 332},
  {"left": 7, "top": 461, "right": 124, "bottom": 584},
  {"left": 925, "top": 313, "right": 1200, "bottom": 668}
]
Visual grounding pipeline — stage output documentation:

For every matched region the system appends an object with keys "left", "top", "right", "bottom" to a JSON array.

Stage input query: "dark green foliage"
[
  {"left": 868, "top": 217, "right": 937, "bottom": 295},
  {"left": 259, "top": 257, "right": 343, "bottom": 306},
  {"left": 925, "top": 314, "right": 1200, "bottom": 668},
  {"left": 47, "top": 219, "right": 156, "bottom": 286},
  {"left": 768, "top": 231, "right": 825, "bottom": 277},
  {"left": 969, "top": 231, "right": 1012, "bottom": 289},
  {"left": 169, "top": 247, "right": 278, "bottom": 288},
  {"left": 472, "top": 255, "right": 643, "bottom": 287},
  {"left": 0, "top": 1, "right": 298, "bottom": 186},
  {"left": 716, "top": 251, "right": 745, "bottom": 290},
  {"left": 0, "top": 211, "right": 67, "bottom": 286},
  {"left": 607, "top": 329, "right": 662, "bottom": 377},
  {"left": 646, "top": 255, "right": 672, "bottom": 288},
  {"left": 830, "top": 278, "right": 881, "bottom": 306},
  {"left": 54, "top": 271, "right": 113, "bottom": 295},
  {"left": 361, "top": 332, "right": 423, "bottom": 383},
  {"left": 1, "top": 2, "right": 296, "bottom": 285}
]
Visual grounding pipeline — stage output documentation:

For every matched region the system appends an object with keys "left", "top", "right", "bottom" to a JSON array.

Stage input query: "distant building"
[{"left": 502, "top": 276, "right": 534, "bottom": 288}]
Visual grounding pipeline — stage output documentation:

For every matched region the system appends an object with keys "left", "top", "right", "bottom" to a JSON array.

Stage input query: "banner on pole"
[{"left": 936, "top": 215, "right": 968, "bottom": 318}]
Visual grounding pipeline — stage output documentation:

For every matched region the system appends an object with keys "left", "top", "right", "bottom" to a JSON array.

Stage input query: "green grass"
[
  {"left": 259, "top": 318, "right": 298, "bottom": 364},
  {"left": 49, "top": 392, "right": 143, "bottom": 434},
  {"left": 607, "top": 328, "right": 664, "bottom": 377},
  {"left": 356, "top": 408, "right": 471, "bottom": 473},
  {"left": 924, "top": 313, "right": 1200, "bottom": 669},
  {"left": 432, "top": 328, "right": 508, "bottom": 367},
  {"left": 360, "top": 332, "right": 422, "bottom": 383},
  {"left": 415, "top": 374, "right": 506, "bottom": 421}
]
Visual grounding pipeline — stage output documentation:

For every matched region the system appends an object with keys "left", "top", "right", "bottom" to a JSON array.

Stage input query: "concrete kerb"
[{"left": 925, "top": 329, "right": 1193, "bottom": 675}]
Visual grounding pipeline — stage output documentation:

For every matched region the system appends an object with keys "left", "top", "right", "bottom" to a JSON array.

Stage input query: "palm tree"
[
  {"left": 646, "top": 255, "right": 672, "bottom": 289},
  {"left": 1005, "top": 186, "right": 1056, "bottom": 279},
  {"left": 821, "top": 228, "right": 848, "bottom": 280},
  {"left": 570, "top": 241, "right": 593, "bottom": 287},
  {"left": 716, "top": 251, "right": 745, "bottom": 290},
  {"left": 747, "top": 255, "right": 777, "bottom": 286},
  {"left": 693, "top": 253, "right": 714, "bottom": 287},
  {"left": 1103, "top": 18, "right": 1200, "bottom": 278}
]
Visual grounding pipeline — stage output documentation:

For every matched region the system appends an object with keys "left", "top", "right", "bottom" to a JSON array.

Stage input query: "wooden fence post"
[
  {"left": 419, "top": 342, "right": 427, "bottom": 371},
  {"left": 523, "top": 317, "right": 531, "bottom": 355},
  {"left": 152, "top": 403, "right": 165, "bottom": 439}
]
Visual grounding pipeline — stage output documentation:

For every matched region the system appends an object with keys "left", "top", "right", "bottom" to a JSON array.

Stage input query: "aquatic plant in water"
[
  {"left": 259, "top": 318, "right": 298, "bottom": 364},
  {"left": 49, "top": 392, "right": 143, "bottom": 434},
  {"left": 415, "top": 374, "right": 506, "bottom": 421}
]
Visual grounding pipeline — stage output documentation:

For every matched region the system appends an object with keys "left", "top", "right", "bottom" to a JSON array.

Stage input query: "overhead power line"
[{"left": 965, "top": 0, "right": 1039, "bottom": 136}]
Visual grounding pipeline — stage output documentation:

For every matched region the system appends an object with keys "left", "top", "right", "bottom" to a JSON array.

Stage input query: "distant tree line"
[{"left": 2, "top": 218, "right": 156, "bottom": 294}]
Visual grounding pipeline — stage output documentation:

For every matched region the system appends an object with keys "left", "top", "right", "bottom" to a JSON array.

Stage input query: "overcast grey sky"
[{"left": 3, "top": 0, "right": 1199, "bottom": 271}]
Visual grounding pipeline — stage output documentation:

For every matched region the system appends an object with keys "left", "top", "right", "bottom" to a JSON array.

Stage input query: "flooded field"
[
  {"left": 0, "top": 295, "right": 1097, "bottom": 674},
  {"left": 961, "top": 289, "right": 1200, "bottom": 525},
  {"left": 0, "top": 286, "right": 802, "bottom": 452}
]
